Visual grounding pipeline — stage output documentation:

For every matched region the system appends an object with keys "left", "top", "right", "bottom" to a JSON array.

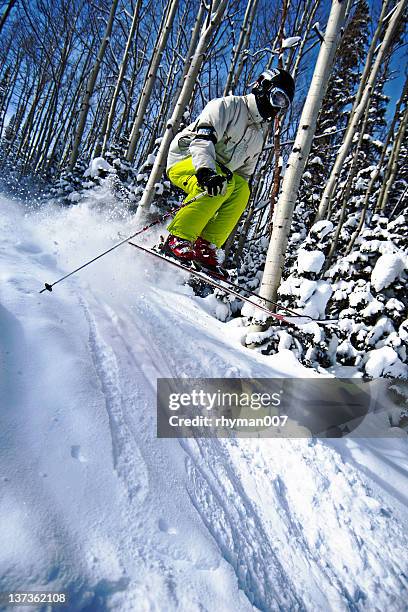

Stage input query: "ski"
[
  {"left": 129, "top": 240, "right": 338, "bottom": 327},
  {"left": 128, "top": 241, "right": 338, "bottom": 325},
  {"left": 128, "top": 240, "right": 289, "bottom": 322},
  {"left": 154, "top": 239, "right": 338, "bottom": 324}
]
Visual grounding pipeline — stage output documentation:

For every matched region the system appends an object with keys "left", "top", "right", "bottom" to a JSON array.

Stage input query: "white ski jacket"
[{"left": 166, "top": 93, "right": 267, "bottom": 182}]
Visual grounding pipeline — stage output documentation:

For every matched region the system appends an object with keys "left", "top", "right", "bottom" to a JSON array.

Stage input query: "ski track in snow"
[
  {"left": 1, "top": 195, "right": 408, "bottom": 611},
  {"left": 79, "top": 293, "right": 150, "bottom": 503},
  {"left": 183, "top": 437, "right": 408, "bottom": 611}
]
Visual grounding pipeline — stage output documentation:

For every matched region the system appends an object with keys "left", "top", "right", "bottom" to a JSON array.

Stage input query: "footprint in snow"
[
  {"left": 15, "top": 240, "right": 42, "bottom": 254},
  {"left": 158, "top": 518, "right": 178, "bottom": 535},
  {"left": 5, "top": 275, "right": 34, "bottom": 294},
  {"left": 71, "top": 445, "right": 87, "bottom": 463},
  {"left": 225, "top": 366, "right": 241, "bottom": 377},
  {"left": 34, "top": 253, "right": 57, "bottom": 268}
]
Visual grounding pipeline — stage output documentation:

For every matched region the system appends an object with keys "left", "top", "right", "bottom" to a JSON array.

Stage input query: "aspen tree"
[
  {"left": 44, "top": 44, "right": 90, "bottom": 171},
  {"left": 267, "top": 0, "right": 288, "bottom": 233},
  {"left": 69, "top": 0, "right": 119, "bottom": 171},
  {"left": 0, "top": 60, "right": 20, "bottom": 137},
  {"left": 323, "top": 100, "right": 372, "bottom": 272},
  {"left": 115, "top": 32, "right": 149, "bottom": 140},
  {"left": 144, "top": 1, "right": 191, "bottom": 156},
  {"left": 291, "top": 0, "right": 320, "bottom": 81},
  {"left": 376, "top": 101, "right": 408, "bottom": 211},
  {"left": 59, "top": 47, "right": 96, "bottom": 168},
  {"left": 133, "top": 0, "right": 228, "bottom": 226},
  {"left": 126, "top": 0, "right": 180, "bottom": 162},
  {"left": 251, "top": 0, "right": 347, "bottom": 328},
  {"left": 316, "top": 0, "right": 407, "bottom": 220},
  {"left": 223, "top": 0, "right": 259, "bottom": 96},
  {"left": 345, "top": 75, "right": 408, "bottom": 253},
  {"left": 167, "top": 3, "right": 205, "bottom": 116},
  {"left": 100, "top": 0, "right": 143, "bottom": 156}
]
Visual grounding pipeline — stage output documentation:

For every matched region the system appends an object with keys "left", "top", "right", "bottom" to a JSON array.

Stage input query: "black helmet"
[{"left": 252, "top": 68, "right": 295, "bottom": 120}]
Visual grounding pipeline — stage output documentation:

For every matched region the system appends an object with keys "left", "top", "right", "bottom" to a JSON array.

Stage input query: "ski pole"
[{"left": 39, "top": 191, "right": 207, "bottom": 293}]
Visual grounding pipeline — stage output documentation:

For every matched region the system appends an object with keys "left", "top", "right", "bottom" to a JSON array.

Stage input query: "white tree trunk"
[
  {"left": 316, "top": 0, "right": 407, "bottom": 220},
  {"left": 169, "top": 3, "right": 205, "bottom": 115},
  {"left": 133, "top": 0, "right": 228, "bottom": 226},
  {"left": 345, "top": 74, "right": 408, "bottom": 253},
  {"left": 68, "top": 0, "right": 119, "bottom": 171},
  {"left": 126, "top": 0, "right": 180, "bottom": 162},
  {"left": 252, "top": 0, "right": 347, "bottom": 323},
  {"left": 100, "top": 0, "right": 143, "bottom": 156},
  {"left": 376, "top": 101, "right": 408, "bottom": 211},
  {"left": 291, "top": 0, "right": 320, "bottom": 80},
  {"left": 223, "top": 0, "right": 259, "bottom": 96},
  {"left": 351, "top": 0, "right": 392, "bottom": 112}
]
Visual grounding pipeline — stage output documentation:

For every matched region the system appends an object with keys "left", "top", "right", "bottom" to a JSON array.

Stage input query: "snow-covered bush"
[
  {"left": 238, "top": 210, "right": 407, "bottom": 380},
  {"left": 47, "top": 147, "right": 180, "bottom": 213}
]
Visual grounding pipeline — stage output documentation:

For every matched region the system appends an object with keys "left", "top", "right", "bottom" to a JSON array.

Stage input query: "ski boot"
[
  {"left": 160, "top": 234, "right": 196, "bottom": 263},
  {"left": 193, "top": 237, "right": 229, "bottom": 280}
]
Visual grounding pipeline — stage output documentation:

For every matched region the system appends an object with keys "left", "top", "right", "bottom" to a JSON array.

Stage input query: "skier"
[{"left": 163, "top": 68, "right": 295, "bottom": 275}]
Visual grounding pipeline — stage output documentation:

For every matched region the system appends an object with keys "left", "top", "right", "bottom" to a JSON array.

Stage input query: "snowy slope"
[{"left": 1, "top": 192, "right": 408, "bottom": 612}]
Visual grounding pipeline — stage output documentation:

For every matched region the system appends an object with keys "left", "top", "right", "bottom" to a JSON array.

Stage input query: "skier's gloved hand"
[{"left": 196, "top": 168, "right": 227, "bottom": 197}]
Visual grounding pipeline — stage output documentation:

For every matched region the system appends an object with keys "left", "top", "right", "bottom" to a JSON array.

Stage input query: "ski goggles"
[{"left": 269, "top": 87, "right": 291, "bottom": 111}]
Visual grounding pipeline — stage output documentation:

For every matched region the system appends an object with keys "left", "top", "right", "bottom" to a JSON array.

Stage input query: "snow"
[
  {"left": 364, "top": 346, "right": 408, "bottom": 378},
  {"left": 361, "top": 298, "right": 384, "bottom": 318},
  {"left": 293, "top": 281, "right": 333, "bottom": 323},
  {"left": 323, "top": 126, "right": 337, "bottom": 134},
  {"left": 388, "top": 214, "right": 405, "bottom": 231},
  {"left": 310, "top": 219, "right": 334, "bottom": 239},
  {"left": 354, "top": 176, "right": 366, "bottom": 190},
  {"left": 371, "top": 253, "right": 406, "bottom": 291},
  {"left": 1, "top": 193, "right": 408, "bottom": 610},
  {"left": 385, "top": 298, "right": 405, "bottom": 313},
  {"left": 349, "top": 289, "right": 374, "bottom": 307},
  {"left": 296, "top": 248, "right": 325, "bottom": 273},
  {"left": 201, "top": 293, "right": 230, "bottom": 322},
  {"left": 241, "top": 295, "right": 275, "bottom": 324},
  {"left": 282, "top": 36, "right": 301, "bottom": 48},
  {"left": 84, "top": 157, "right": 114, "bottom": 178},
  {"left": 279, "top": 276, "right": 332, "bottom": 320},
  {"left": 67, "top": 191, "right": 82, "bottom": 202},
  {"left": 366, "top": 316, "right": 395, "bottom": 346},
  {"left": 399, "top": 320, "right": 408, "bottom": 342},
  {"left": 277, "top": 330, "right": 293, "bottom": 350},
  {"left": 337, "top": 339, "right": 359, "bottom": 360},
  {"left": 280, "top": 276, "right": 317, "bottom": 302},
  {"left": 360, "top": 238, "right": 396, "bottom": 255}
]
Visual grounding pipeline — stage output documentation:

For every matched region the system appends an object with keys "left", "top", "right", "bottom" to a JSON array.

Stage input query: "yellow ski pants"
[{"left": 167, "top": 157, "right": 250, "bottom": 248}]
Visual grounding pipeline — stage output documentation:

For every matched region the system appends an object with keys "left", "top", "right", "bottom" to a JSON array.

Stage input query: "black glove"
[{"left": 196, "top": 168, "right": 227, "bottom": 197}]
